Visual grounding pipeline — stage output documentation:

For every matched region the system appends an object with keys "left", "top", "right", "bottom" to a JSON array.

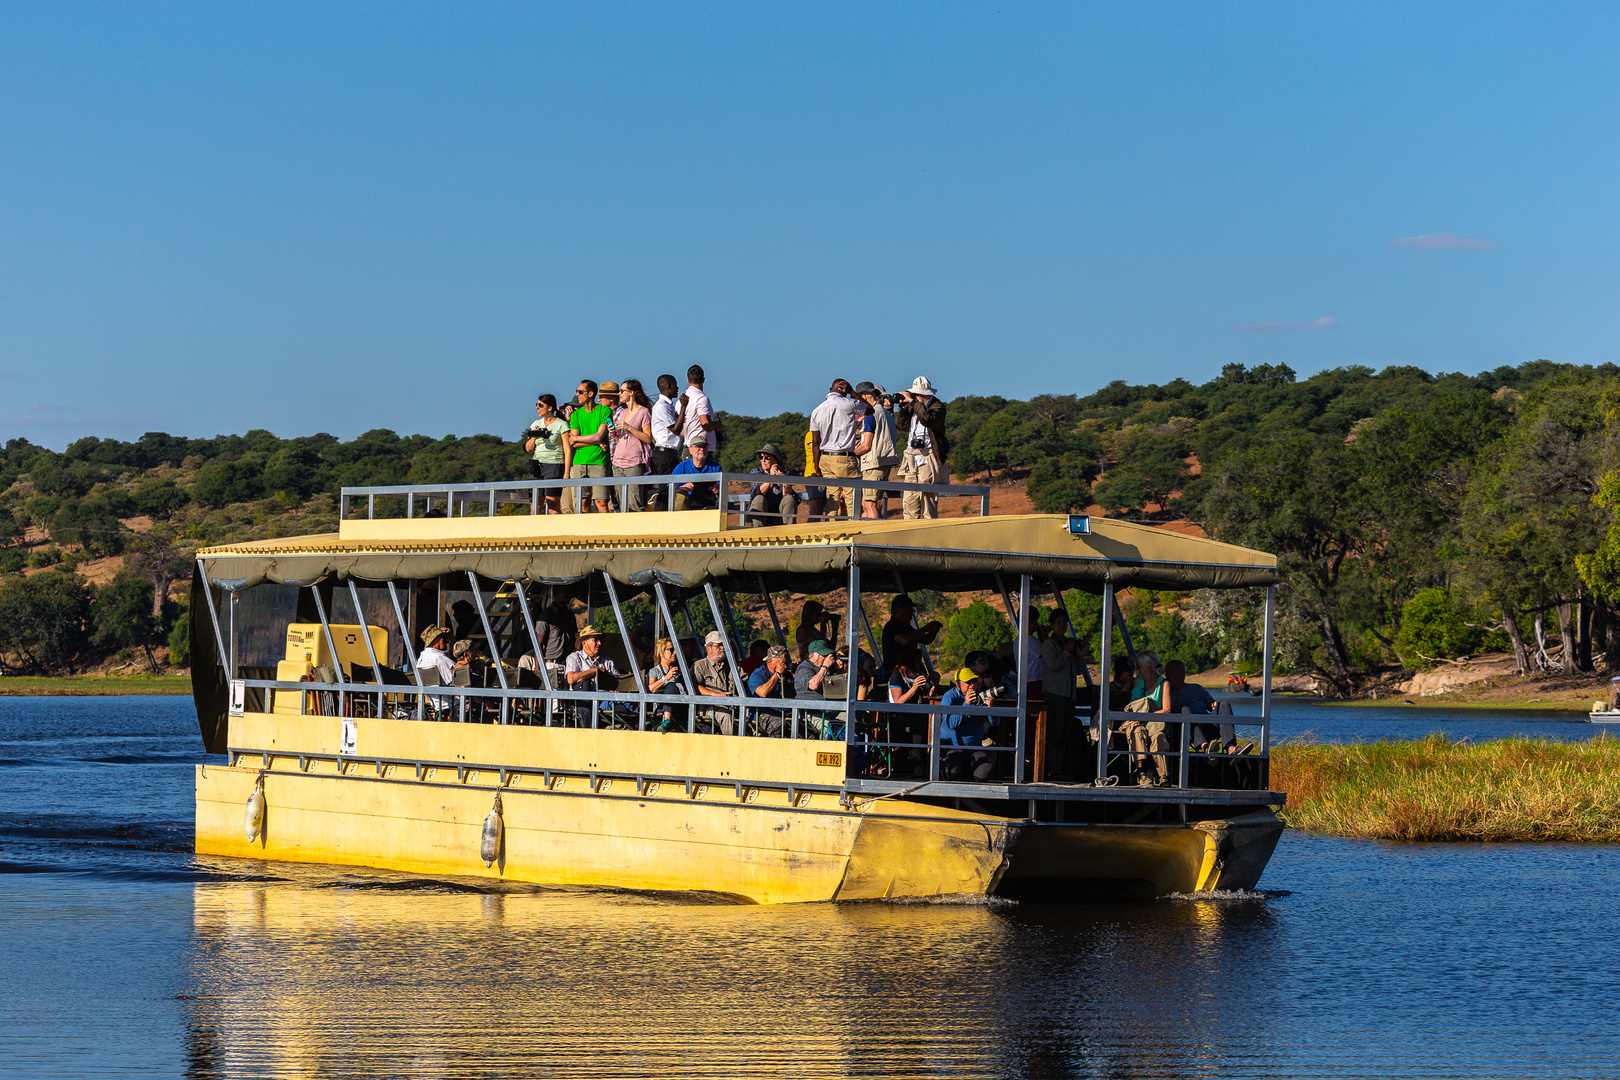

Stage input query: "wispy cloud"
[
  {"left": 1233, "top": 316, "right": 1338, "bottom": 333},
  {"left": 1389, "top": 232, "right": 1498, "bottom": 250}
]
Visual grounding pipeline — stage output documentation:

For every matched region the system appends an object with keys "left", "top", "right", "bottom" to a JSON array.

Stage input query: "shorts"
[
  {"left": 570, "top": 460, "right": 610, "bottom": 502},
  {"left": 861, "top": 463, "right": 896, "bottom": 499},
  {"left": 820, "top": 453, "right": 860, "bottom": 479},
  {"left": 530, "top": 460, "right": 564, "bottom": 481}
]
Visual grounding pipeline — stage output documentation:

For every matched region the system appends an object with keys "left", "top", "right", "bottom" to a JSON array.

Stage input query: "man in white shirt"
[
  {"left": 415, "top": 625, "right": 454, "bottom": 714},
  {"left": 675, "top": 364, "right": 720, "bottom": 454},
  {"left": 647, "top": 373, "right": 684, "bottom": 511},
  {"left": 808, "top": 378, "right": 866, "bottom": 519}
]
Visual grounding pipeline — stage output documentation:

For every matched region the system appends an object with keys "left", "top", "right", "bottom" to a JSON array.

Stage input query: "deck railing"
[{"left": 337, "top": 473, "right": 992, "bottom": 525}]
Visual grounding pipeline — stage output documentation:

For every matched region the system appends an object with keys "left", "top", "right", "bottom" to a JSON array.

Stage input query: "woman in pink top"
[{"left": 611, "top": 379, "right": 654, "bottom": 512}]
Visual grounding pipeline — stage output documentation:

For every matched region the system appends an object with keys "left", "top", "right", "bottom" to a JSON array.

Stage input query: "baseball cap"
[
  {"left": 854, "top": 381, "right": 878, "bottom": 395},
  {"left": 807, "top": 640, "right": 835, "bottom": 658},
  {"left": 687, "top": 434, "right": 708, "bottom": 447},
  {"left": 955, "top": 667, "right": 977, "bottom": 684},
  {"left": 704, "top": 631, "right": 725, "bottom": 647}
]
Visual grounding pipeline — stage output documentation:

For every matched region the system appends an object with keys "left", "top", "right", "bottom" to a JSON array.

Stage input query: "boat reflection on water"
[{"left": 181, "top": 866, "right": 1286, "bottom": 1079}]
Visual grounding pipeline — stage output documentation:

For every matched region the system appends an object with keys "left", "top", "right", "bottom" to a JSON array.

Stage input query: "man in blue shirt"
[
  {"left": 747, "top": 644, "right": 794, "bottom": 736},
  {"left": 672, "top": 435, "right": 722, "bottom": 511},
  {"left": 937, "top": 667, "right": 994, "bottom": 782},
  {"left": 1160, "top": 659, "right": 1238, "bottom": 755}
]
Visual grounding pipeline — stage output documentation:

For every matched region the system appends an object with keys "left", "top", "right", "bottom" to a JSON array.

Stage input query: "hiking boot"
[
  {"left": 1133, "top": 768, "right": 1156, "bottom": 787},
  {"left": 1155, "top": 775, "right": 1175, "bottom": 788}
]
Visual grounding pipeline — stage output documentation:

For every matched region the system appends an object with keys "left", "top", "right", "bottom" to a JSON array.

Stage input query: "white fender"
[
  {"left": 245, "top": 777, "right": 266, "bottom": 842},
  {"left": 480, "top": 792, "right": 503, "bottom": 869}
]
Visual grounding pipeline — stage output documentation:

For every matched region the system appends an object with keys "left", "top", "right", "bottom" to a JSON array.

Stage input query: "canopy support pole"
[
  {"left": 198, "top": 567, "right": 227, "bottom": 676},
  {"left": 756, "top": 573, "right": 787, "bottom": 649},
  {"left": 844, "top": 563, "right": 861, "bottom": 748},
  {"left": 386, "top": 581, "right": 425, "bottom": 721},
  {"left": 347, "top": 579, "right": 384, "bottom": 717},
  {"left": 513, "top": 581, "right": 554, "bottom": 726},
  {"left": 653, "top": 582, "right": 696, "bottom": 732},
  {"left": 466, "top": 571, "right": 509, "bottom": 725},
  {"left": 1097, "top": 582, "right": 1115, "bottom": 783},
  {"left": 1014, "top": 574, "right": 1031, "bottom": 785},
  {"left": 1261, "top": 584, "right": 1275, "bottom": 767},
  {"left": 605, "top": 573, "right": 648, "bottom": 729},
  {"left": 311, "top": 585, "right": 347, "bottom": 718}
]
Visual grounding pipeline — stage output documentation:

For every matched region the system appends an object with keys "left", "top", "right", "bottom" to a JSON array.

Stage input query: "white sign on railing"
[
  {"left": 340, "top": 718, "right": 358, "bottom": 757},
  {"left": 228, "top": 679, "right": 245, "bottom": 717}
]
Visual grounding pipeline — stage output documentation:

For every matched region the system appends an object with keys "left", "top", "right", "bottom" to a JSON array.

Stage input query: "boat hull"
[{"left": 197, "top": 712, "right": 1281, "bottom": 903}]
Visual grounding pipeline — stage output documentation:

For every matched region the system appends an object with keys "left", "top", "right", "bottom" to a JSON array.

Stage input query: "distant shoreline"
[{"left": 0, "top": 674, "right": 191, "bottom": 696}]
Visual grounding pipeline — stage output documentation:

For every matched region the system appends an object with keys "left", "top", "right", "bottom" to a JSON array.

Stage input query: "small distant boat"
[{"left": 1587, "top": 703, "right": 1620, "bottom": 723}]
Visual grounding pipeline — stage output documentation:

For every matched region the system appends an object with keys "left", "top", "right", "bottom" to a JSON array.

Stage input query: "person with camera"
[
  {"left": 563, "top": 625, "right": 624, "bottom": 727},
  {"left": 744, "top": 443, "right": 798, "bottom": 526},
  {"left": 854, "top": 382, "right": 900, "bottom": 519},
  {"left": 894, "top": 375, "right": 949, "bottom": 520},
  {"left": 809, "top": 378, "right": 866, "bottom": 519},
  {"left": 692, "top": 630, "right": 739, "bottom": 734},
  {"left": 523, "top": 394, "right": 571, "bottom": 513},
  {"left": 937, "top": 667, "right": 996, "bottom": 782},
  {"left": 747, "top": 644, "right": 795, "bottom": 736}
]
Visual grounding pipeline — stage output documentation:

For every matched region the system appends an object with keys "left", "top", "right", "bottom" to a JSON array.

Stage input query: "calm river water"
[{"left": 3, "top": 694, "right": 1617, "bottom": 1078}]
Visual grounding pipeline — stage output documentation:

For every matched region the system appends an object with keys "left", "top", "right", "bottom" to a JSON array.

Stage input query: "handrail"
[{"left": 336, "top": 472, "right": 992, "bottom": 522}]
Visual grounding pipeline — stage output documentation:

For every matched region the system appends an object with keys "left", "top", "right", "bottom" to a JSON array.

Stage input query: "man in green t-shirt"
[{"left": 568, "top": 379, "right": 613, "bottom": 514}]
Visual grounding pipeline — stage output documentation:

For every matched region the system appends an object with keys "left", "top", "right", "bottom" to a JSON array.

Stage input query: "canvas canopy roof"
[{"left": 195, "top": 514, "right": 1277, "bottom": 594}]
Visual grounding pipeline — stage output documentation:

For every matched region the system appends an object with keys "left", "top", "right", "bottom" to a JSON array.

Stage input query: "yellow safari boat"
[{"left": 191, "top": 471, "right": 1285, "bottom": 903}]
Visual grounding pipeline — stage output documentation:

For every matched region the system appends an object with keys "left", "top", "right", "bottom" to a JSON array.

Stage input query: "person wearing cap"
[
  {"left": 416, "top": 625, "right": 455, "bottom": 715},
  {"left": 646, "top": 373, "right": 685, "bottom": 510},
  {"left": 564, "top": 625, "right": 625, "bottom": 726},
  {"left": 608, "top": 379, "right": 654, "bottom": 512},
  {"left": 936, "top": 667, "right": 995, "bottom": 781},
  {"left": 747, "top": 644, "right": 796, "bottom": 736},
  {"left": 895, "top": 375, "right": 949, "bottom": 520},
  {"left": 691, "top": 630, "right": 739, "bottom": 734},
  {"left": 743, "top": 443, "right": 798, "bottom": 527},
  {"left": 854, "top": 381, "right": 900, "bottom": 519},
  {"left": 794, "top": 639, "right": 841, "bottom": 701},
  {"left": 671, "top": 435, "right": 722, "bottom": 511},
  {"left": 808, "top": 378, "right": 867, "bottom": 519},
  {"left": 567, "top": 379, "right": 614, "bottom": 514}
]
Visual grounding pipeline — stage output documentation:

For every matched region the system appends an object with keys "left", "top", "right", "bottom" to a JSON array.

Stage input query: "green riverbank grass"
[
  {"left": 0, "top": 674, "right": 192, "bottom": 696},
  {"left": 1272, "top": 735, "right": 1620, "bottom": 842}
]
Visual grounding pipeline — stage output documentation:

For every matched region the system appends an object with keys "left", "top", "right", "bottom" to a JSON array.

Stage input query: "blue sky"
[{"left": 2, "top": 3, "right": 1616, "bottom": 447}]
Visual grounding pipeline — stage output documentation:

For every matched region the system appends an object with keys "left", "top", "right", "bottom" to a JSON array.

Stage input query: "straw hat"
[
  {"left": 420, "top": 625, "right": 450, "bottom": 646},
  {"left": 577, "top": 624, "right": 606, "bottom": 641}
]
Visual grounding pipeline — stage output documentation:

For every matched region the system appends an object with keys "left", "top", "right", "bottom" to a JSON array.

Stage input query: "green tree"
[
  {"left": 92, "top": 574, "right": 163, "bottom": 672},
  {"left": 1093, "top": 467, "right": 1149, "bottom": 517},
  {"left": 936, "top": 600, "right": 1012, "bottom": 669},
  {"left": 192, "top": 460, "right": 266, "bottom": 508},
  {"left": 0, "top": 570, "right": 94, "bottom": 674}
]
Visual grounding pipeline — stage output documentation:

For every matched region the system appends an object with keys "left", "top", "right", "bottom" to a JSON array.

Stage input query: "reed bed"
[{"left": 1270, "top": 734, "right": 1620, "bottom": 842}]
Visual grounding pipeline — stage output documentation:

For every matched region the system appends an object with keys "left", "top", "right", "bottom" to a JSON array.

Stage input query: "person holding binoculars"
[{"left": 524, "top": 393, "right": 571, "bottom": 513}]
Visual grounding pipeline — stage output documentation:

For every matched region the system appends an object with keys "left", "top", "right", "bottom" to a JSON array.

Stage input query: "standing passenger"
[
  {"left": 524, "top": 394, "right": 570, "bottom": 513},
  {"left": 809, "top": 378, "right": 866, "bottom": 519},
  {"left": 567, "top": 381, "right": 613, "bottom": 514},
  {"left": 1040, "top": 606, "right": 1083, "bottom": 779},
  {"left": 647, "top": 374, "right": 684, "bottom": 510},
  {"left": 854, "top": 382, "right": 900, "bottom": 519},
  {"left": 799, "top": 428, "right": 826, "bottom": 522},
  {"left": 895, "top": 376, "right": 949, "bottom": 520},
  {"left": 610, "top": 380, "right": 653, "bottom": 512},
  {"left": 676, "top": 364, "right": 720, "bottom": 454}
]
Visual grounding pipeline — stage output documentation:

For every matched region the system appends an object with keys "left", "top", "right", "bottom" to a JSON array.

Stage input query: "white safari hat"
[{"left": 909, "top": 376, "right": 936, "bottom": 396}]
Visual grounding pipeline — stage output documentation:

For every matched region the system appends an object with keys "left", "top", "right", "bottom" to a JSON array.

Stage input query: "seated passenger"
[
  {"left": 747, "top": 644, "right": 795, "bottom": 736},
  {"left": 416, "top": 625, "right": 455, "bottom": 714},
  {"left": 564, "top": 625, "right": 624, "bottom": 727},
  {"left": 1121, "top": 650, "right": 1169, "bottom": 787},
  {"left": 937, "top": 667, "right": 994, "bottom": 782},
  {"left": 1159, "top": 659, "right": 1238, "bottom": 754},
  {"left": 739, "top": 638, "right": 770, "bottom": 678},
  {"left": 794, "top": 639, "right": 839, "bottom": 701},
  {"left": 646, "top": 636, "right": 687, "bottom": 732},
  {"left": 880, "top": 593, "right": 942, "bottom": 673},
  {"left": 691, "top": 631, "right": 739, "bottom": 734},
  {"left": 672, "top": 436, "right": 722, "bottom": 511},
  {"left": 744, "top": 443, "right": 798, "bottom": 526}
]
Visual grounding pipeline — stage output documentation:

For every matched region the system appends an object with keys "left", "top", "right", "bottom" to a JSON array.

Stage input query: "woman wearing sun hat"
[{"left": 895, "top": 375, "right": 948, "bottom": 520}]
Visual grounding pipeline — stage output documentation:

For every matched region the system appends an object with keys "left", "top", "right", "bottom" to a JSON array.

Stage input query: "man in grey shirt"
[{"left": 808, "top": 379, "right": 866, "bottom": 518}]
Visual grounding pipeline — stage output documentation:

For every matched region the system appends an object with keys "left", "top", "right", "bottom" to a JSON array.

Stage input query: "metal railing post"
[
  {"left": 757, "top": 573, "right": 787, "bottom": 648},
  {"left": 1261, "top": 584, "right": 1275, "bottom": 770},
  {"left": 1098, "top": 582, "right": 1114, "bottom": 782},
  {"left": 311, "top": 585, "right": 347, "bottom": 717},
  {"left": 386, "top": 581, "right": 425, "bottom": 720},
  {"left": 198, "top": 564, "right": 229, "bottom": 673}
]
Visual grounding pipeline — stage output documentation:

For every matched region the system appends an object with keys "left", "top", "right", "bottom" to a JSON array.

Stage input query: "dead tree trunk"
[
  {"left": 1578, "top": 598, "right": 1595, "bottom": 672},
  {"left": 1533, "top": 609, "right": 1555, "bottom": 672},
  {"left": 1502, "top": 610, "right": 1533, "bottom": 675}
]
